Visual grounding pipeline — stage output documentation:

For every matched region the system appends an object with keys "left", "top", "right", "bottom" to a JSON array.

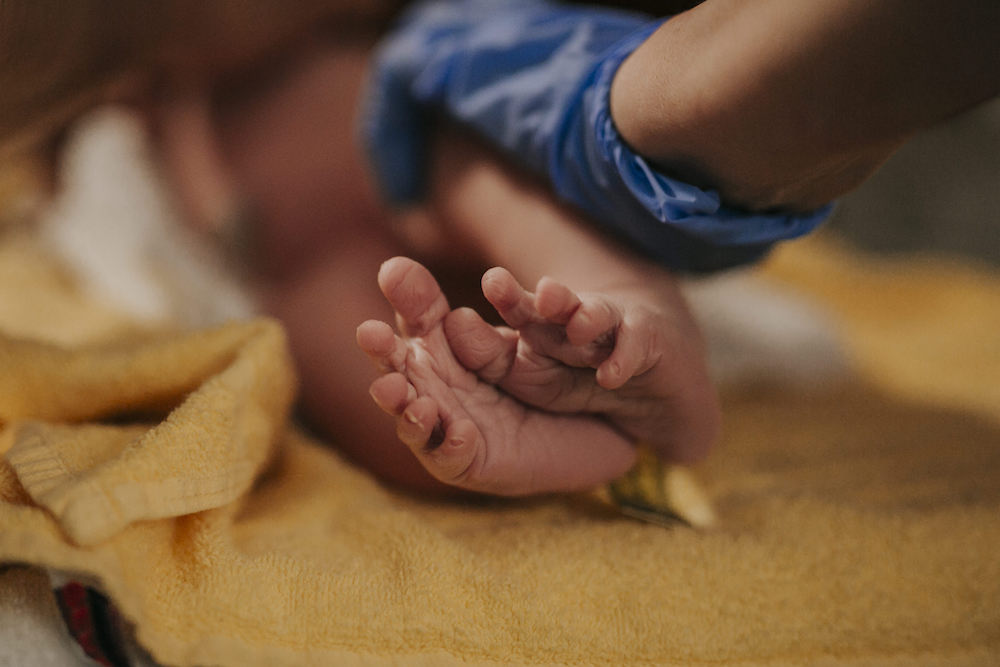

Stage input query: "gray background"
[{"left": 826, "top": 98, "right": 999, "bottom": 267}]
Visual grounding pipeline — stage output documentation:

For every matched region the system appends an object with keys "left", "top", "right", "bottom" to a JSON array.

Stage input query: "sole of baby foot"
[
  {"left": 448, "top": 266, "right": 720, "bottom": 463},
  {"left": 356, "top": 256, "right": 637, "bottom": 495}
]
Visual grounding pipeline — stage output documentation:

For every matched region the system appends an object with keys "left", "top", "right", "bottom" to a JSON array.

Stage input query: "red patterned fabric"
[{"left": 54, "top": 581, "right": 129, "bottom": 667}]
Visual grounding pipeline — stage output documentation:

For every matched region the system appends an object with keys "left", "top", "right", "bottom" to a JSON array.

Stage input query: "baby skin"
[
  {"left": 153, "top": 37, "right": 719, "bottom": 497},
  {"left": 358, "top": 256, "right": 719, "bottom": 495},
  {"left": 356, "top": 134, "right": 720, "bottom": 496}
]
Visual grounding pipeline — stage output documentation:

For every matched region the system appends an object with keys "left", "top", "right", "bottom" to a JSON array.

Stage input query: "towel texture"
[{"left": 1, "top": 232, "right": 998, "bottom": 666}]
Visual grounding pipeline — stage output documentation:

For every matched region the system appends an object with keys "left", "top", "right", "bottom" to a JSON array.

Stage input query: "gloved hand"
[{"left": 363, "top": 0, "right": 831, "bottom": 272}]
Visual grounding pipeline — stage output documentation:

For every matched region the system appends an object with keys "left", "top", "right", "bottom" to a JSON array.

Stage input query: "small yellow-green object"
[{"left": 606, "top": 445, "right": 716, "bottom": 529}]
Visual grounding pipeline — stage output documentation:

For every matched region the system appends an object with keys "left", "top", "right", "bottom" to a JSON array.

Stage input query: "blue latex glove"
[{"left": 363, "top": 0, "right": 832, "bottom": 272}]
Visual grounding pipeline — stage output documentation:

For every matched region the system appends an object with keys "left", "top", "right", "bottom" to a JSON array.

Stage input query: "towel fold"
[
  {"left": 1, "top": 233, "right": 998, "bottom": 666},
  {"left": 2, "top": 320, "right": 295, "bottom": 545}
]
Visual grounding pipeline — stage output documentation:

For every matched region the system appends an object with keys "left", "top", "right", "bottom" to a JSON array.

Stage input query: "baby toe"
[
  {"left": 565, "top": 297, "right": 620, "bottom": 348},
  {"left": 357, "top": 320, "right": 408, "bottom": 372},
  {"left": 482, "top": 267, "right": 537, "bottom": 329},
  {"left": 596, "top": 326, "right": 649, "bottom": 389},
  {"left": 410, "top": 418, "right": 484, "bottom": 489},
  {"left": 534, "top": 277, "right": 581, "bottom": 325},
  {"left": 369, "top": 373, "right": 416, "bottom": 415},
  {"left": 444, "top": 308, "right": 518, "bottom": 384},
  {"left": 396, "top": 395, "right": 440, "bottom": 449},
  {"left": 378, "top": 257, "right": 451, "bottom": 337}
]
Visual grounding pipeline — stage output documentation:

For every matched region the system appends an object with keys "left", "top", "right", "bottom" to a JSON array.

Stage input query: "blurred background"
[
  {"left": 826, "top": 97, "right": 1000, "bottom": 268},
  {"left": 0, "top": 0, "right": 996, "bottom": 269},
  {"left": 3, "top": 99, "right": 997, "bottom": 269}
]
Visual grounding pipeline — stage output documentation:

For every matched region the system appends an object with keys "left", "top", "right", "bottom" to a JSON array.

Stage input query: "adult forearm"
[{"left": 610, "top": 0, "right": 1000, "bottom": 210}]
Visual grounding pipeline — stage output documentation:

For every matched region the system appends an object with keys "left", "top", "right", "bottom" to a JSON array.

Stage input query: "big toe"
[
  {"left": 444, "top": 307, "right": 518, "bottom": 384},
  {"left": 534, "top": 276, "right": 581, "bottom": 325},
  {"left": 378, "top": 257, "right": 451, "bottom": 336},
  {"left": 482, "top": 267, "right": 536, "bottom": 328}
]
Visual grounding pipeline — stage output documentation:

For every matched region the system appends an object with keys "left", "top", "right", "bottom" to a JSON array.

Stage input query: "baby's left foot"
[{"left": 446, "top": 267, "right": 720, "bottom": 463}]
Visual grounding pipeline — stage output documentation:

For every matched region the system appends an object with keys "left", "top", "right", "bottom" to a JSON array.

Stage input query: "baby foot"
[
  {"left": 443, "top": 267, "right": 720, "bottom": 463},
  {"left": 356, "top": 257, "right": 636, "bottom": 495}
]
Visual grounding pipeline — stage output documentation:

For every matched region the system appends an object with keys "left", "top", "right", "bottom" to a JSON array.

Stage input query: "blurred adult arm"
[{"left": 610, "top": 0, "right": 1000, "bottom": 211}]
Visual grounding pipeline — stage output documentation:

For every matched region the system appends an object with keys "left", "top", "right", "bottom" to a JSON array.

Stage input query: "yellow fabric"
[{"left": 1, "top": 233, "right": 998, "bottom": 666}]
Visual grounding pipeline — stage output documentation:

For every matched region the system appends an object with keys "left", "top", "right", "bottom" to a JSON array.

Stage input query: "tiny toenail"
[
  {"left": 447, "top": 437, "right": 464, "bottom": 449},
  {"left": 609, "top": 361, "right": 621, "bottom": 376},
  {"left": 404, "top": 410, "right": 419, "bottom": 424}
]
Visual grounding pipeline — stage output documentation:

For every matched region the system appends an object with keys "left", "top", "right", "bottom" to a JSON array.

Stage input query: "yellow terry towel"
[{"left": 1, "top": 234, "right": 999, "bottom": 666}]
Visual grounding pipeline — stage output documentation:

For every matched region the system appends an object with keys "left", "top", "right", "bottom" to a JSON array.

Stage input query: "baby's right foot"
[{"left": 445, "top": 267, "right": 720, "bottom": 463}]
